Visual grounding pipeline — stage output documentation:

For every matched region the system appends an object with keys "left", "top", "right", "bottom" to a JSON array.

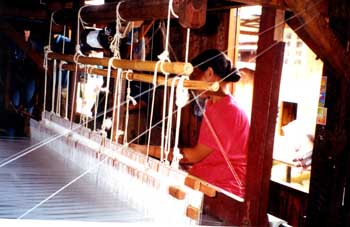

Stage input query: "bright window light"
[{"left": 85, "top": 0, "right": 104, "bottom": 5}]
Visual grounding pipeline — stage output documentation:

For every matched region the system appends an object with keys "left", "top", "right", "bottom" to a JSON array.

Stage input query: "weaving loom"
[
  {"left": 0, "top": 112, "right": 232, "bottom": 225},
  {"left": 0, "top": 1, "right": 245, "bottom": 225},
  {"left": 0, "top": 104, "right": 233, "bottom": 225},
  {"left": 28, "top": 112, "right": 205, "bottom": 225},
  {"left": 0, "top": 136, "right": 154, "bottom": 223},
  {"left": 0, "top": 41, "right": 225, "bottom": 226}
]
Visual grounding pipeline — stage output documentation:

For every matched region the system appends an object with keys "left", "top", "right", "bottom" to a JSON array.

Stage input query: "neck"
[{"left": 209, "top": 95, "right": 223, "bottom": 104}]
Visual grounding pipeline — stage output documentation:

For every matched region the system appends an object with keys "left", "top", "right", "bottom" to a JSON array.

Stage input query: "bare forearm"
[
  {"left": 130, "top": 143, "right": 213, "bottom": 164},
  {"left": 130, "top": 144, "right": 163, "bottom": 159}
]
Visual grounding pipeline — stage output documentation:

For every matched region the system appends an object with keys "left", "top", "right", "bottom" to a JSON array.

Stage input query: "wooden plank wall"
[{"left": 306, "top": 1, "right": 350, "bottom": 225}]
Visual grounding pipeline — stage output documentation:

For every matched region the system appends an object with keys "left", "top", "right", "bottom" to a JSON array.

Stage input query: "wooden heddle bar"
[
  {"left": 47, "top": 52, "right": 193, "bottom": 76},
  {"left": 61, "top": 63, "right": 219, "bottom": 92}
]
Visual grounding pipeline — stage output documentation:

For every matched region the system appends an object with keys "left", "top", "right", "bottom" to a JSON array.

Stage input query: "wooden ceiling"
[{"left": 0, "top": 0, "right": 350, "bottom": 76}]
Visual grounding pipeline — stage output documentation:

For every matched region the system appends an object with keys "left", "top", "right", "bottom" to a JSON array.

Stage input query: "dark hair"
[{"left": 191, "top": 49, "right": 240, "bottom": 82}]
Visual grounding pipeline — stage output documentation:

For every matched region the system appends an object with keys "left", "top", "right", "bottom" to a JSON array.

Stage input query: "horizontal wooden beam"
[
  {"left": 284, "top": 0, "right": 348, "bottom": 77},
  {"left": 48, "top": 52, "right": 193, "bottom": 75},
  {"left": 226, "top": 0, "right": 287, "bottom": 9},
  {"left": 80, "top": 0, "right": 206, "bottom": 29},
  {"left": 1, "top": 0, "right": 207, "bottom": 29},
  {"left": 61, "top": 63, "right": 219, "bottom": 91},
  {"left": 0, "top": 8, "right": 47, "bottom": 20}
]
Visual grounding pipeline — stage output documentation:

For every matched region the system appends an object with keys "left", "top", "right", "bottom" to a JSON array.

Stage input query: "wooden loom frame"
[{"left": 37, "top": 2, "right": 286, "bottom": 226}]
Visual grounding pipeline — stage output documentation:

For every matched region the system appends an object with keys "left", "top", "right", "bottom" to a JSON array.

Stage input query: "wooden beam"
[
  {"left": 228, "top": 8, "right": 240, "bottom": 64},
  {"left": 2, "top": 0, "right": 207, "bottom": 29},
  {"left": 284, "top": 0, "right": 348, "bottom": 77},
  {"left": 244, "top": 7, "right": 285, "bottom": 226},
  {"left": 47, "top": 52, "right": 193, "bottom": 75},
  {"left": 286, "top": 13, "right": 324, "bottom": 60},
  {"left": 0, "top": 8, "right": 47, "bottom": 20},
  {"left": 175, "top": 0, "right": 207, "bottom": 28},
  {"left": 79, "top": 0, "right": 206, "bottom": 29},
  {"left": 61, "top": 63, "right": 219, "bottom": 91},
  {"left": 226, "top": 0, "right": 286, "bottom": 9}
]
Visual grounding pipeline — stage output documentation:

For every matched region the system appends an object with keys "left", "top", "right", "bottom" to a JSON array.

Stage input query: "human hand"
[{"left": 293, "top": 150, "right": 312, "bottom": 169}]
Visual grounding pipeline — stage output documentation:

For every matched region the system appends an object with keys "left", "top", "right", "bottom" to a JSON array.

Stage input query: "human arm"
[{"left": 129, "top": 143, "right": 213, "bottom": 164}]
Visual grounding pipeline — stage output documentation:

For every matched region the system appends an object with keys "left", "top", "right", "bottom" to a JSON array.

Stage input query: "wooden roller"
[
  {"left": 47, "top": 52, "right": 193, "bottom": 75},
  {"left": 61, "top": 63, "right": 219, "bottom": 91}
]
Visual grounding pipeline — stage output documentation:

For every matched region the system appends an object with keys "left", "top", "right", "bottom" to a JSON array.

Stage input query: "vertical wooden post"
[
  {"left": 244, "top": 7, "right": 285, "bottom": 226},
  {"left": 228, "top": 8, "right": 240, "bottom": 65},
  {"left": 306, "top": 65, "right": 349, "bottom": 226}
]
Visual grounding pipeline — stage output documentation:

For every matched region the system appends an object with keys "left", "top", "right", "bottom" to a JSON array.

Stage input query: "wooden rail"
[
  {"left": 61, "top": 63, "right": 219, "bottom": 92},
  {"left": 48, "top": 52, "right": 193, "bottom": 75}
]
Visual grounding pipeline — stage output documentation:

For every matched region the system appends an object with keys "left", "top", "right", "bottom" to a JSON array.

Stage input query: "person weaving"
[{"left": 131, "top": 49, "right": 250, "bottom": 198}]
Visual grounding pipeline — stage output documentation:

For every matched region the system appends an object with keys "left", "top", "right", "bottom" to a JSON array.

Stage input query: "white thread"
[
  {"left": 164, "top": 76, "right": 180, "bottom": 164},
  {"left": 73, "top": 52, "right": 81, "bottom": 64},
  {"left": 164, "top": 0, "right": 177, "bottom": 52},
  {"left": 51, "top": 59, "right": 57, "bottom": 113},
  {"left": 47, "top": 12, "right": 54, "bottom": 51},
  {"left": 56, "top": 61, "right": 66, "bottom": 115},
  {"left": 156, "top": 0, "right": 178, "bottom": 159},
  {"left": 102, "top": 57, "right": 115, "bottom": 136},
  {"left": 146, "top": 61, "right": 162, "bottom": 159},
  {"left": 79, "top": 66, "right": 89, "bottom": 126},
  {"left": 158, "top": 50, "right": 171, "bottom": 74},
  {"left": 175, "top": 76, "right": 189, "bottom": 108},
  {"left": 122, "top": 22, "right": 135, "bottom": 144},
  {"left": 102, "top": 117, "right": 113, "bottom": 131},
  {"left": 171, "top": 76, "right": 189, "bottom": 168},
  {"left": 123, "top": 70, "right": 137, "bottom": 145},
  {"left": 62, "top": 25, "right": 66, "bottom": 53},
  {"left": 129, "top": 22, "right": 134, "bottom": 60},
  {"left": 185, "top": 28, "right": 191, "bottom": 64},
  {"left": 43, "top": 46, "right": 51, "bottom": 112},
  {"left": 43, "top": 12, "right": 55, "bottom": 112},
  {"left": 94, "top": 85, "right": 99, "bottom": 131},
  {"left": 104, "top": 1, "right": 127, "bottom": 139},
  {"left": 155, "top": 51, "right": 171, "bottom": 163},
  {"left": 169, "top": 0, "right": 179, "bottom": 18},
  {"left": 146, "top": 0, "right": 175, "bottom": 161},
  {"left": 76, "top": 5, "right": 89, "bottom": 55},
  {"left": 69, "top": 53, "right": 82, "bottom": 128},
  {"left": 110, "top": 67, "right": 124, "bottom": 143},
  {"left": 69, "top": 60, "right": 80, "bottom": 128},
  {"left": 64, "top": 70, "right": 70, "bottom": 120},
  {"left": 109, "top": 1, "right": 128, "bottom": 57}
]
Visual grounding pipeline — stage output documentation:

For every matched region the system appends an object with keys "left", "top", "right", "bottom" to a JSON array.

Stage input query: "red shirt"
[{"left": 189, "top": 95, "right": 250, "bottom": 198}]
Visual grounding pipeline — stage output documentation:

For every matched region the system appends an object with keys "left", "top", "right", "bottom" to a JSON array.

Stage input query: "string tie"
[{"left": 176, "top": 76, "right": 189, "bottom": 108}]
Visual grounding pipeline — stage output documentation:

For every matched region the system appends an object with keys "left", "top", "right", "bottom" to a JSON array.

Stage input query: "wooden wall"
[
  {"left": 268, "top": 181, "right": 308, "bottom": 227},
  {"left": 306, "top": 3, "right": 350, "bottom": 226}
]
